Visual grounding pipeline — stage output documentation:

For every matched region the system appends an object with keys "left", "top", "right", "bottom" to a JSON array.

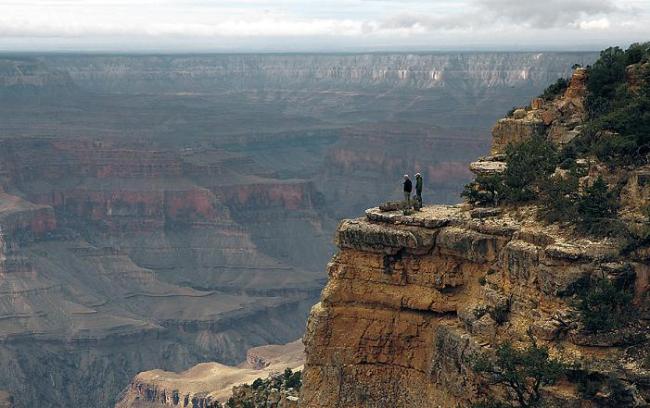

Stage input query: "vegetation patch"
[
  {"left": 471, "top": 334, "right": 566, "bottom": 408},
  {"left": 462, "top": 137, "right": 557, "bottom": 206},
  {"left": 539, "top": 77, "right": 569, "bottom": 101},
  {"left": 224, "top": 369, "right": 301, "bottom": 408},
  {"left": 574, "top": 273, "right": 635, "bottom": 332},
  {"left": 574, "top": 43, "right": 650, "bottom": 165}
]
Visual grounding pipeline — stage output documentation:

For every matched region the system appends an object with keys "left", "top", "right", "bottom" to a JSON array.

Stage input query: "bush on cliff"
[
  {"left": 537, "top": 173, "right": 580, "bottom": 223},
  {"left": 575, "top": 42, "right": 650, "bottom": 164},
  {"left": 462, "top": 174, "right": 505, "bottom": 206},
  {"left": 225, "top": 369, "right": 302, "bottom": 408},
  {"left": 472, "top": 334, "right": 566, "bottom": 408},
  {"left": 501, "top": 137, "right": 557, "bottom": 203},
  {"left": 539, "top": 77, "right": 569, "bottom": 101},
  {"left": 576, "top": 176, "right": 622, "bottom": 236},
  {"left": 463, "top": 137, "right": 557, "bottom": 206},
  {"left": 575, "top": 273, "right": 635, "bottom": 332}
]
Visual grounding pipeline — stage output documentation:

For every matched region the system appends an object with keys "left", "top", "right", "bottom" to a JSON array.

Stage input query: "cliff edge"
[{"left": 300, "top": 48, "right": 650, "bottom": 407}]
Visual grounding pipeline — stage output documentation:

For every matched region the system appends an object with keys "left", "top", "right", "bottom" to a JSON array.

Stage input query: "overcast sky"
[{"left": 0, "top": 0, "right": 648, "bottom": 52}]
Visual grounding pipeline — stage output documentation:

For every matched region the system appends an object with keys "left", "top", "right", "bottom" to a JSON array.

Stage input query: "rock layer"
[{"left": 300, "top": 205, "right": 649, "bottom": 407}]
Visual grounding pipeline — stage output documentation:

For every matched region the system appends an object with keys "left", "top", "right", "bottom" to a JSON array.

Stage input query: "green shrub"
[
  {"left": 576, "top": 176, "right": 621, "bottom": 236},
  {"left": 576, "top": 275, "right": 635, "bottom": 332},
  {"left": 586, "top": 46, "right": 627, "bottom": 116},
  {"left": 285, "top": 370, "right": 302, "bottom": 390},
  {"left": 502, "top": 137, "right": 557, "bottom": 203},
  {"left": 251, "top": 378, "right": 264, "bottom": 389},
  {"left": 575, "top": 373, "right": 603, "bottom": 399},
  {"left": 472, "top": 335, "right": 566, "bottom": 408},
  {"left": 538, "top": 174, "right": 579, "bottom": 223},
  {"left": 604, "top": 376, "right": 636, "bottom": 406},
  {"left": 539, "top": 77, "right": 569, "bottom": 101},
  {"left": 462, "top": 174, "right": 505, "bottom": 206},
  {"left": 625, "top": 42, "right": 650, "bottom": 65},
  {"left": 488, "top": 300, "right": 511, "bottom": 325},
  {"left": 580, "top": 43, "right": 650, "bottom": 164}
]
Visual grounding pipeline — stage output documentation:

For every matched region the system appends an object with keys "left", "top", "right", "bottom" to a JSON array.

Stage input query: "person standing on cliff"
[
  {"left": 403, "top": 175, "right": 412, "bottom": 208},
  {"left": 415, "top": 173, "right": 423, "bottom": 210}
]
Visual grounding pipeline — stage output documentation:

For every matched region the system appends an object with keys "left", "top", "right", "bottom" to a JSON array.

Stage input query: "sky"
[{"left": 0, "top": 0, "right": 648, "bottom": 52}]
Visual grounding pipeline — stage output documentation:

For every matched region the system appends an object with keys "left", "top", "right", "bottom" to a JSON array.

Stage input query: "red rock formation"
[
  {"left": 564, "top": 67, "right": 587, "bottom": 99},
  {"left": 217, "top": 182, "right": 315, "bottom": 212}
]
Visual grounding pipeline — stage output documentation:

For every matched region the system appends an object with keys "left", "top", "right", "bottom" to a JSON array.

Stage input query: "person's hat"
[
  {"left": 404, "top": 174, "right": 409, "bottom": 178},
  {"left": 415, "top": 172, "right": 421, "bottom": 176}
]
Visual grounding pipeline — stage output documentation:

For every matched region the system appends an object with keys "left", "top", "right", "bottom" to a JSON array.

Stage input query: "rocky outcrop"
[
  {"left": 116, "top": 340, "right": 304, "bottom": 407},
  {"left": 490, "top": 116, "right": 547, "bottom": 155},
  {"left": 300, "top": 205, "right": 649, "bottom": 407},
  {"left": 300, "top": 64, "right": 649, "bottom": 407},
  {"left": 486, "top": 67, "right": 589, "bottom": 157}
]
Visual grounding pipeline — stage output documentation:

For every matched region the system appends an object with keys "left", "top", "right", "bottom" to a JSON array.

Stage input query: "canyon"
[{"left": 0, "top": 52, "right": 597, "bottom": 407}]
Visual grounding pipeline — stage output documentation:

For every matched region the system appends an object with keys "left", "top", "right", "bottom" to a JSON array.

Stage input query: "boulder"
[
  {"left": 512, "top": 108, "right": 527, "bottom": 119},
  {"left": 490, "top": 117, "right": 547, "bottom": 154},
  {"left": 531, "top": 98, "right": 545, "bottom": 110}
]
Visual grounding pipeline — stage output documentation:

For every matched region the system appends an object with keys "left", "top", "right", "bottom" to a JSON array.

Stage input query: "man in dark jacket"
[
  {"left": 403, "top": 175, "right": 412, "bottom": 207},
  {"left": 415, "top": 173, "right": 423, "bottom": 210}
]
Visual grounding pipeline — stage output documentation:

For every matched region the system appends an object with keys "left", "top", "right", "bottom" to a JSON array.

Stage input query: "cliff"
[{"left": 300, "top": 65, "right": 650, "bottom": 407}]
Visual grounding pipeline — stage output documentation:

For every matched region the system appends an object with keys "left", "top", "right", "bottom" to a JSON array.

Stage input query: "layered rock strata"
[{"left": 301, "top": 204, "right": 649, "bottom": 407}]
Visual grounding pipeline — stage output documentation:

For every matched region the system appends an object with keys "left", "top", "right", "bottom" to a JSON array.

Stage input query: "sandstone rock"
[
  {"left": 378, "top": 201, "right": 404, "bottom": 212},
  {"left": 299, "top": 55, "right": 650, "bottom": 407},
  {"left": 568, "top": 327, "right": 646, "bottom": 347},
  {"left": 540, "top": 108, "right": 559, "bottom": 125},
  {"left": 531, "top": 98, "right": 545, "bottom": 110},
  {"left": 437, "top": 227, "right": 506, "bottom": 263},
  {"left": 365, "top": 205, "right": 467, "bottom": 229},
  {"left": 116, "top": 340, "right": 305, "bottom": 407},
  {"left": 0, "top": 392, "right": 13, "bottom": 408},
  {"left": 564, "top": 68, "right": 587, "bottom": 99},
  {"left": 470, "top": 207, "right": 503, "bottom": 219},
  {"left": 471, "top": 314, "right": 497, "bottom": 339},
  {"left": 530, "top": 319, "right": 564, "bottom": 341},
  {"left": 627, "top": 62, "right": 650, "bottom": 94},
  {"left": 336, "top": 218, "right": 437, "bottom": 254},
  {"left": 469, "top": 160, "right": 507, "bottom": 176},
  {"left": 512, "top": 108, "right": 527, "bottom": 119},
  {"left": 303, "top": 202, "right": 649, "bottom": 407},
  {"left": 490, "top": 117, "right": 547, "bottom": 155},
  {"left": 548, "top": 124, "right": 580, "bottom": 146}
]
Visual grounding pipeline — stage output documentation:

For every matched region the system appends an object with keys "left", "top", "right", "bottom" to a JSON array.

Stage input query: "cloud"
[
  {"left": 378, "top": 0, "right": 628, "bottom": 33},
  {"left": 0, "top": 0, "right": 647, "bottom": 51},
  {"left": 475, "top": 0, "right": 620, "bottom": 28}
]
